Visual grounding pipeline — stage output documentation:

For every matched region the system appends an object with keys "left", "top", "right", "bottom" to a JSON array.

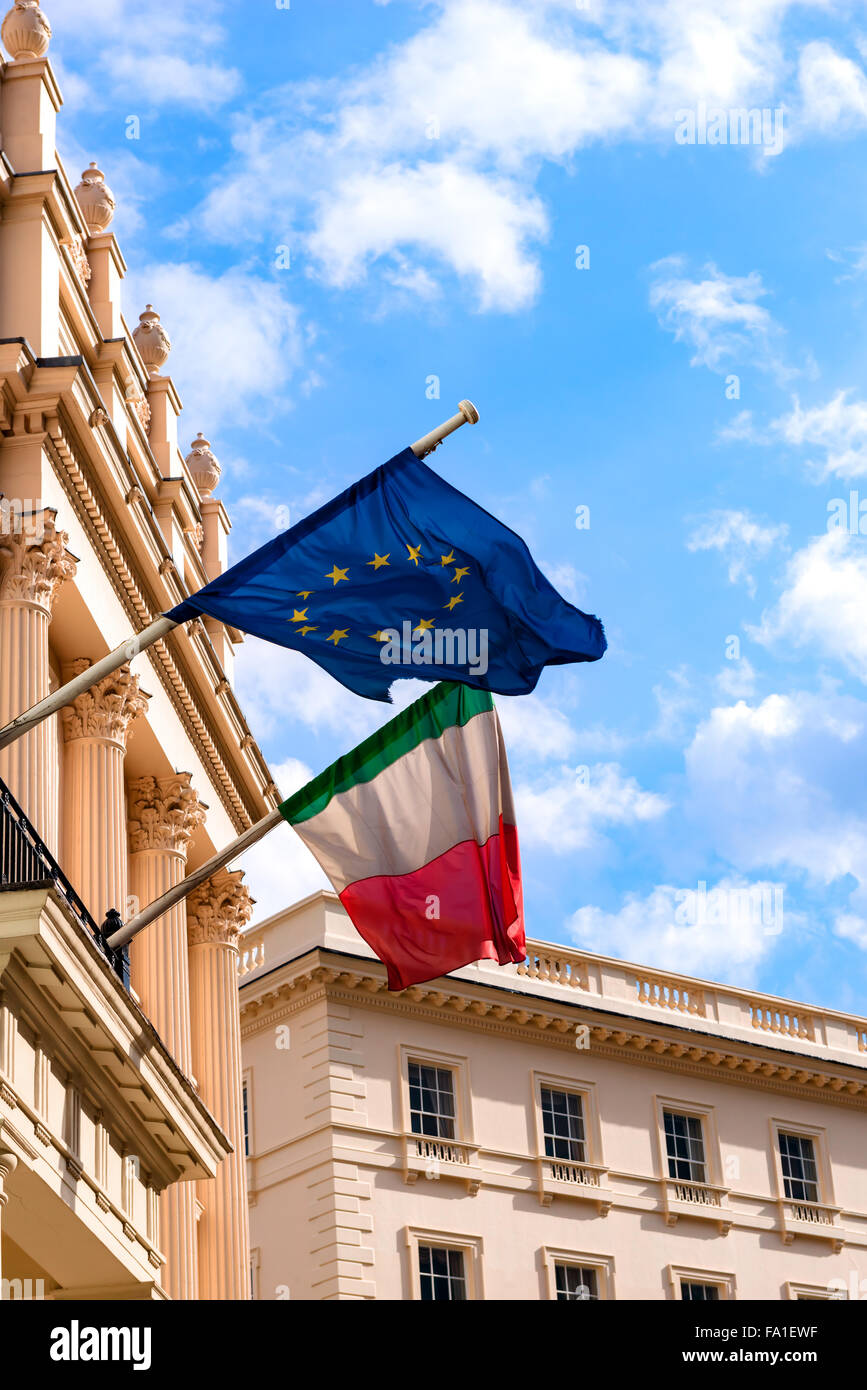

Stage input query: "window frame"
[
  {"left": 769, "top": 1118, "right": 834, "bottom": 1210},
  {"left": 542, "top": 1247, "right": 615, "bottom": 1301},
  {"left": 405, "top": 1227, "right": 484, "bottom": 1301},
  {"left": 242, "top": 1067, "right": 253, "bottom": 1159},
  {"left": 399, "top": 1044, "right": 474, "bottom": 1144},
  {"left": 653, "top": 1095, "right": 722, "bottom": 1188},
  {"left": 532, "top": 1071, "right": 602, "bottom": 1166},
  {"left": 667, "top": 1264, "right": 736, "bottom": 1301}
]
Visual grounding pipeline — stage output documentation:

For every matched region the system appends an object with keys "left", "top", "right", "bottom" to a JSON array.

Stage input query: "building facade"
[
  {"left": 240, "top": 892, "right": 867, "bottom": 1301},
  {"left": 0, "top": 4, "right": 279, "bottom": 1299}
]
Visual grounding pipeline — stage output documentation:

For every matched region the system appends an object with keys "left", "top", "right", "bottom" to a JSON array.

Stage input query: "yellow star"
[
  {"left": 444, "top": 594, "right": 464, "bottom": 612},
  {"left": 406, "top": 544, "right": 423, "bottom": 566},
  {"left": 369, "top": 631, "right": 388, "bottom": 642},
  {"left": 296, "top": 625, "right": 318, "bottom": 637},
  {"left": 290, "top": 608, "right": 309, "bottom": 623},
  {"left": 325, "top": 565, "right": 349, "bottom": 586},
  {"left": 327, "top": 628, "right": 349, "bottom": 646},
  {"left": 367, "top": 553, "right": 390, "bottom": 570},
  {"left": 297, "top": 591, "right": 314, "bottom": 600},
  {"left": 440, "top": 551, "right": 456, "bottom": 567},
  {"left": 414, "top": 618, "right": 436, "bottom": 634},
  {"left": 452, "top": 566, "right": 470, "bottom": 583}
]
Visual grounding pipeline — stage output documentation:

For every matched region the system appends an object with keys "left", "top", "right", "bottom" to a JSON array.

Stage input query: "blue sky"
[{"left": 48, "top": 0, "right": 867, "bottom": 1010}]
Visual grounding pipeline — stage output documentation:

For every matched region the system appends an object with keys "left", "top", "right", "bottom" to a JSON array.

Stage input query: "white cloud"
[
  {"left": 772, "top": 392, "right": 867, "bottom": 480},
  {"left": 186, "top": 0, "right": 861, "bottom": 311},
  {"left": 568, "top": 878, "right": 783, "bottom": 982},
  {"left": 684, "top": 690, "right": 867, "bottom": 895},
  {"left": 649, "top": 257, "right": 789, "bottom": 376},
  {"left": 307, "top": 162, "right": 547, "bottom": 312},
  {"left": 750, "top": 531, "right": 867, "bottom": 681},
  {"left": 234, "top": 639, "right": 386, "bottom": 743},
  {"left": 686, "top": 508, "right": 787, "bottom": 594},
  {"left": 47, "top": 0, "right": 241, "bottom": 111},
  {"left": 715, "top": 657, "right": 757, "bottom": 699},
  {"left": 235, "top": 753, "right": 331, "bottom": 924},
  {"left": 495, "top": 694, "right": 580, "bottom": 760},
  {"left": 826, "top": 244, "right": 867, "bottom": 282},
  {"left": 515, "top": 762, "right": 669, "bottom": 853},
  {"left": 124, "top": 263, "right": 307, "bottom": 431},
  {"left": 539, "top": 561, "right": 589, "bottom": 607},
  {"left": 799, "top": 40, "right": 867, "bottom": 135}
]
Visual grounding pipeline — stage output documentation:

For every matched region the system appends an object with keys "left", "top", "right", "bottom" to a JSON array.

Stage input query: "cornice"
[{"left": 239, "top": 954, "right": 867, "bottom": 1110}]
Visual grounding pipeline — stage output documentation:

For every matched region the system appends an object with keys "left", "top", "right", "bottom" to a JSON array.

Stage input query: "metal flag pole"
[
  {"left": 0, "top": 401, "right": 480, "bottom": 755},
  {"left": 0, "top": 614, "right": 178, "bottom": 754},
  {"left": 106, "top": 807, "right": 286, "bottom": 949}
]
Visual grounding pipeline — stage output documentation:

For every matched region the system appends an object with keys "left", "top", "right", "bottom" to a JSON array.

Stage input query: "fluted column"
[
  {"left": 0, "top": 511, "right": 76, "bottom": 854},
  {"left": 128, "top": 773, "right": 205, "bottom": 1303},
  {"left": 188, "top": 868, "right": 254, "bottom": 1301},
  {"left": 60, "top": 663, "right": 147, "bottom": 923},
  {"left": 0, "top": 1149, "right": 18, "bottom": 1284}
]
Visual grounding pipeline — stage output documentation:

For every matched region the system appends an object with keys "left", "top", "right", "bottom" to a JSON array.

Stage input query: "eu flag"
[{"left": 167, "top": 448, "right": 606, "bottom": 701}]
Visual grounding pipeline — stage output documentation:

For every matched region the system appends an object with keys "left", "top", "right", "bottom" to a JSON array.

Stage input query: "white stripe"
[{"left": 292, "top": 708, "right": 513, "bottom": 892}]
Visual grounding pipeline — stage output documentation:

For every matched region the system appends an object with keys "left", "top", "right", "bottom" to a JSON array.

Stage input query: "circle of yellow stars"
[{"left": 285, "top": 543, "right": 471, "bottom": 648}]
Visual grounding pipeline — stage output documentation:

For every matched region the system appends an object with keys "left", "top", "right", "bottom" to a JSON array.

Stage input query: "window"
[
  {"left": 409, "top": 1062, "right": 456, "bottom": 1140},
  {"left": 418, "top": 1245, "right": 467, "bottom": 1301},
  {"left": 668, "top": 1265, "right": 736, "bottom": 1301},
  {"left": 542, "top": 1088, "right": 586, "bottom": 1163},
  {"left": 242, "top": 1079, "right": 250, "bottom": 1157},
  {"left": 555, "top": 1264, "right": 598, "bottom": 1300},
  {"left": 543, "top": 1248, "right": 614, "bottom": 1300},
  {"left": 664, "top": 1110, "right": 707, "bottom": 1184},
  {"left": 681, "top": 1281, "right": 720, "bottom": 1301},
  {"left": 779, "top": 1132, "right": 819, "bottom": 1203}
]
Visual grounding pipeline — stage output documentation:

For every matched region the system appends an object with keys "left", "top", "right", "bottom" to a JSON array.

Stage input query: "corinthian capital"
[
  {"left": 61, "top": 662, "right": 149, "bottom": 746},
  {"left": 0, "top": 510, "right": 77, "bottom": 611},
  {"left": 187, "top": 867, "right": 254, "bottom": 949},
  {"left": 128, "top": 772, "right": 207, "bottom": 856}
]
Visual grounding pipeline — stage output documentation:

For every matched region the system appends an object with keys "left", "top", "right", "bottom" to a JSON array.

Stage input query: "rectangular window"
[
  {"left": 555, "top": 1264, "right": 599, "bottom": 1301},
  {"left": 542, "top": 1087, "right": 586, "bottom": 1163},
  {"left": 418, "top": 1245, "right": 466, "bottom": 1301},
  {"left": 779, "top": 1132, "right": 819, "bottom": 1203},
  {"left": 242, "top": 1079, "right": 250, "bottom": 1157},
  {"left": 681, "top": 1281, "right": 720, "bottom": 1301},
  {"left": 664, "top": 1110, "right": 707, "bottom": 1183},
  {"left": 409, "top": 1062, "right": 456, "bottom": 1139}
]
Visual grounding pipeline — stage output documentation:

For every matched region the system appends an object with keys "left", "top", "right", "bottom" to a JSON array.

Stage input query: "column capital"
[
  {"left": 61, "top": 662, "right": 149, "bottom": 747},
  {"left": 187, "top": 868, "right": 254, "bottom": 949},
  {"left": 0, "top": 510, "right": 77, "bottom": 612},
  {"left": 128, "top": 773, "right": 206, "bottom": 857}
]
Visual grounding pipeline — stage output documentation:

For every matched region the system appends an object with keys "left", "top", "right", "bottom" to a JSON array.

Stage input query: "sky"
[{"left": 46, "top": 0, "right": 867, "bottom": 1012}]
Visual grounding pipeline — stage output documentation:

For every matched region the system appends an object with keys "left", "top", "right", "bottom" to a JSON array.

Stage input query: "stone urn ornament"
[
  {"left": 185, "top": 435, "right": 221, "bottom": 498},
  {"left": 133, "top": 305, "right": 172, "bottom": 378},
  {"left": 1, "top": 1, "right": 51, "bottom": 60},
  {"left": 74, "top": 163, "right": 116, "bottom": 235}
]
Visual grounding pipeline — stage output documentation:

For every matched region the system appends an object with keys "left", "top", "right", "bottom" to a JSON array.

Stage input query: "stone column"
[
  {"left": 60, "top": 664, "right": 147, "bottom": 924},
  {"left": 128, "top": 773, "right": 205, "bottom": 1303},
  {"left": 0, "top": 511, "right": 76, "bottom": 855},
  {"left": 0, "top": 1148, "right": 18, "bottom": 1283},
  {"left": 188, "top": 868, "right": 254, "bottom": 1301}
]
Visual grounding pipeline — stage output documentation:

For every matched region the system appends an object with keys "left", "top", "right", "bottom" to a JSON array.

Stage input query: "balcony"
[
  {"left": 402, "top": 1133, "right": 482, "bottom": 1195},
  {"left": 662, "top": 1177, "right": 732, "bottom": 1235},
  {"left": 0, "top": 777, "right": 128, "bottom": 987},
  {"left": 537, "top": 1155, "right": 612, "bottom": 1214},
  {"left": 780, "top": 1198, "right": 843, "bottom": 1252}
]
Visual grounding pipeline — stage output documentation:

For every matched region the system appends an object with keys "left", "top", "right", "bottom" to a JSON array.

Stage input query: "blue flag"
[{"left": 168, "top": 448, "right": 606, "bottom": 701}]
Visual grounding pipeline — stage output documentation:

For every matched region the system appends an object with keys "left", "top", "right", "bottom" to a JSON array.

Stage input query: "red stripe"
[{"left": 339, "top": 818, "right": 525, "bottom": 991}]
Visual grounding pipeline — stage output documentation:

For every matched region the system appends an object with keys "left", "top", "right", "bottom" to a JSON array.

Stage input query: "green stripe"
[{"left": 279, "top": 681, "right": 493, "bottom": 826}]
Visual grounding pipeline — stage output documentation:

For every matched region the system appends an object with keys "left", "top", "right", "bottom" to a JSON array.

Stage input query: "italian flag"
[{"left": 279, "top": 682, "right": 525, "bottom": 991}]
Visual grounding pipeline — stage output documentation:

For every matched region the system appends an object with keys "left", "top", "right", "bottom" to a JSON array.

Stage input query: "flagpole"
[
  {"left": 0, "top": 401, "right": 480, "bottom": 755},
  {"left": 0, "top": 615, "right": 178, "bottom": 754},
  {"left": 411, "top": 400, "right": 479, "bottom": 458},
  {"left": 106, "top": 807, "right": 286, "bottom": 949}
]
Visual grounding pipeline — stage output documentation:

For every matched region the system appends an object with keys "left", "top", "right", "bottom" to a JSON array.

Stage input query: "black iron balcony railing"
[{"left": 0, "top": 777, "right": 129, "bottom": 987}]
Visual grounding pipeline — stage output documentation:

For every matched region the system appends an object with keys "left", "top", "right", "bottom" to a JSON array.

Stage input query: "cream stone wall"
[
  {"left": 241, "top": 893, "right": 867, "bottom": 1302},
  {"left": 0, "top": 5, "right": 277, "bottom": 1300}
]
